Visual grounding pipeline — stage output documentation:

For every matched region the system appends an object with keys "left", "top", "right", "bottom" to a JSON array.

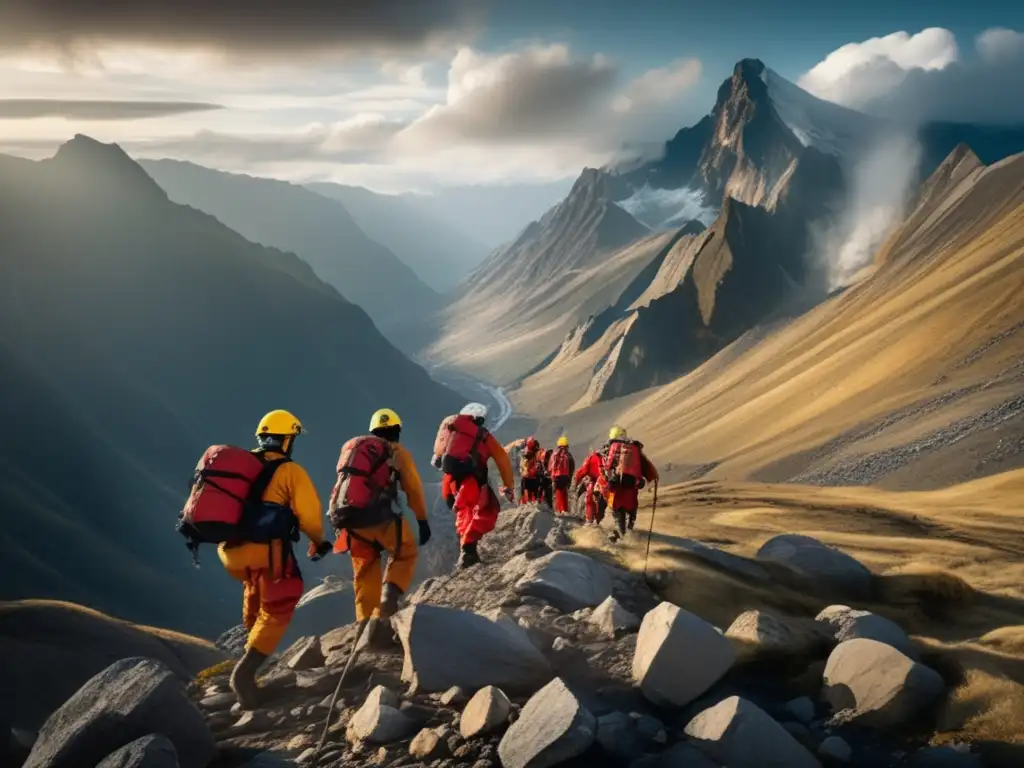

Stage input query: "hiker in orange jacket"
[
  {"left": 432, "top": 403, "right": 515, "bottom": 568},
  {"left": 574, "top": 446, "right": 609, "bottom": 526},
  {"left": 603, "top": 425, "right": 659, "bottom": 540},
  {"left": 218, "top": 410, "right": 330, "bottom": 709},
  {"left": 518, "top": 436, "right": 544, "bottom": 504},
  {"left": 547, "top": 437, "right": 576, "bottom": 515},
  {"left": 328, "top": 408, "right": 428, "bottom": 650}
]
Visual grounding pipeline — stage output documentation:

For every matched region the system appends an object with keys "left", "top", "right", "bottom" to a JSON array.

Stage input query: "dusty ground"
[{"left": 568, "top": 470, "right": 1024, "bottom": 760}]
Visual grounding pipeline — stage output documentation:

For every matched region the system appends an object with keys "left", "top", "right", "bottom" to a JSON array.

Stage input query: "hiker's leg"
[
  {"left": 380, "top": 517, "right": 418, "bottom": 604},
  {"left": 249, "top": 562, "right": 303, "bottom": 655},
  {"left": 465, "top": 486, "right": 500, "bottom": 545},
  {"left": 350, "top": 536, "right": 384, "bottom": 621}
]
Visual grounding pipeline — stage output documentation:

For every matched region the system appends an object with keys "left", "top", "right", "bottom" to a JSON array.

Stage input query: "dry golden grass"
[{"left": 572, "top": 472, "right": 1024, "bottom": 754}]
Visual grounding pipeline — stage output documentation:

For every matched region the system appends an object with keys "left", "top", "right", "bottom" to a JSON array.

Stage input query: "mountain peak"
[
  {"left": 734, "top": 58, "right": 767, "bottom": 80},
  {"left": 50, "top": 134, "right": 166, "bottom": 200}
]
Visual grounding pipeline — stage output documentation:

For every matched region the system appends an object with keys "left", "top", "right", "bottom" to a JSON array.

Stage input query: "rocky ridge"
[{"left": 6, "top": 504, "right": 974, "bottom": 768}]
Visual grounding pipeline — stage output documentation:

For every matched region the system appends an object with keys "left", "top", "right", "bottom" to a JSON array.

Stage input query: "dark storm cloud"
[
  {"left": 0, "top": 99, "right": 221, "bottom": 119},
  {"left": 0, "top": 0, "right": 482, "bottom": 53}
]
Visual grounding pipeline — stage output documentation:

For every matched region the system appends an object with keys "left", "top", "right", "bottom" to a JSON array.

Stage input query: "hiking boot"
[
  {"left": 230, "top": 647, "right": 268, "bottom": 711},
  {"left": 458, "top": 542, "right": 481, "bottom": 569},
  {"left": 380, "top": 582, "right": 402, "bottom": 619},
  {"left": 627, "top": 514, "right": 636, "bottom": 531},
  {"left": 361, "top": 617, "right": 401, "bottom": 652}
]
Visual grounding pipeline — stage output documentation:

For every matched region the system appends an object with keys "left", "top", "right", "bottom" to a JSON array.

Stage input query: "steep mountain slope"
[
  {"left": 581, "top": 147, "right": 1024, "bottom": 490},
  {"left": 0, "top": 137, "right": 461, "bottom": 637},
  {"left": 305, "top": 182, "right": 488, "bottom": 292},
  {"left": 424, "top": 169, "right": 655, "bottom": 382},
  {"left": 140, "top": 159, "right": 441, "bottom": 331}
]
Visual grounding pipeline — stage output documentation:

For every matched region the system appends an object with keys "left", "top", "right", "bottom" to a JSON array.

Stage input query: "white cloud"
[
  {"left": 0, "top": 39, "right": 706, "bottom": 188},
  {"left": 800, "top": 27, "right": 1024, "bottom": 124}
]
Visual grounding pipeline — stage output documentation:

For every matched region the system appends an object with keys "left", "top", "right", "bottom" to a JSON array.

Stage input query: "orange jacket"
[
  {"left": 391, "top": 442, "right": 428, "bottom": 521},
  {"left": 485, "top": 433, "right": 515, "bottom": 489}
]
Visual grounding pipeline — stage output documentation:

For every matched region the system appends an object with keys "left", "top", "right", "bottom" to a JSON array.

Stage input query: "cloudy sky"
[{"left": 0, "top": 0, "right": 1021, "bottom": 192}]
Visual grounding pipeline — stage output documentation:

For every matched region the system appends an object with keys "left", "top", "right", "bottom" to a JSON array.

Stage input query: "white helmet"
[{"left": 460, "top": 402, "right": 488, "bottom": 420}]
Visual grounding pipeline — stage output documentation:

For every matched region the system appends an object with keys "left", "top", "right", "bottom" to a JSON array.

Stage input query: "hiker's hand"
[
  {"left": 309, "top": 540, "right": 332, "bottom": 561},
  {"left": 431, "top": 454, "right": 442, "bottom": 470},
  {"left": 418, "top": 520, "right": 432, "bottom": 546},
  {"left": 500, "top": 486, "right": 514, "bottom": 503}
]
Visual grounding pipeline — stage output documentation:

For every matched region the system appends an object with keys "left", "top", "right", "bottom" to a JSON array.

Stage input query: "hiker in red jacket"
[
  {"left": 547, "top": 436, "right": 576, "bottom": 515},
  {"left": 602, "top": 426, "right": 659, "bottom": 541},
  {"left": 573, "top": 446, "right": 609, "bottom": 526},
  {"left": 432, "top": 403, "right": 515, "bottom": 568},
  {"left": 517, "top": 436, "right": 544, "bottom": 504}
]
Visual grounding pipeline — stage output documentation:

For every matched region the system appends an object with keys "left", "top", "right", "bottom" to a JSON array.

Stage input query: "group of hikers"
[{"left": 176, "top": 404, "right": 658, "bottom": 710}]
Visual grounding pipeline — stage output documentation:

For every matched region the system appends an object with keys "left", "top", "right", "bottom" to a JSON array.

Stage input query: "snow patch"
[
  {"left": 617, "top": 184, "right": 718, "bottom": 230},
  {"left": 764, "top": 68, "right": 876, "bottom": 158}
]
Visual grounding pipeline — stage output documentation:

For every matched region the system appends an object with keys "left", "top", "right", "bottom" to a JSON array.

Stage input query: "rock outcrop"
[
  {"left": 757, "top": 535, "right": 873, "bottom": 598},
  {"left": 497, "top": 678, "right": 596, "bottom": 768}
]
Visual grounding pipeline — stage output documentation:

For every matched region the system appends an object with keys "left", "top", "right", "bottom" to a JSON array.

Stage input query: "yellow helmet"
[
  {"left": 256, "top": 409, "right": 303, "bottom": 437},
  {"left": 608, "top": 425, "right": 627, "bottom": 440},
  {"left": 557, "top": 436, "right": 569, "bottom": 447},
  {"left": 369, "top": 408, "right": 402, "bottom": 432}
]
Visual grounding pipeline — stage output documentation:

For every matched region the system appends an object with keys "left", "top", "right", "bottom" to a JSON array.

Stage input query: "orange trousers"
[
  {"left": 452, "top": 475, "right": 500, "bottom": 545},
  {"left": 338, "top": 517, "right": 419, "bottom": 622},
  {"left": 584, "top": 485, "right": 608, "bottom": 523},
  {"left": 223, "top": 540, "right": 303, "bottom": 656}
]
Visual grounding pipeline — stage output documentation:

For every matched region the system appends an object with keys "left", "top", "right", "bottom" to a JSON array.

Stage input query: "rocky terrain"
[{"left": 8, "top": 503, "right": 997, "bottom": 768}]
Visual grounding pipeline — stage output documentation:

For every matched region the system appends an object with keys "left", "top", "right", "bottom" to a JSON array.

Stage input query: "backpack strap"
[{"left": 247, "top": 456, "right": 292, "bottom": 506}]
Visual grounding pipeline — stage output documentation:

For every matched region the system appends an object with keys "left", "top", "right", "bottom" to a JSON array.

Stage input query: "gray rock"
[
  {"left": 756, "top": 535, "right": 872, "bottom": 598},
  {"left": 906, "top": 745, "right": 983, "bottom": 767},
  {"left": 460, "top": 687, "right": 511, "bottom": 739},
  {"left": 630, "top": 713, "right": 666, "bottom": 743},
  {"left": 633, "top": 602, "right": 735, "bottom": 707},
  {"left": 409, "top": 728, "right": 449, "bottom": 760},
  {"left": 595, "top": 712, "right": 643, "bottom": 761},
  {"left": 393, "top": 605, "right": 551, "bottom": 694},
  {"left": 346, "top": 686, "right": 415, "bottom": 744},
  {"left": 498, "top": 678, "right": 596, "bottom": 768},
  {"left": 782, "top": 722, "right": 812, "bottom": 744},
  {"left": 198, "top": 693, "right": 235, "bottom": 711},
  {"left": 685, "top": 696, "right": 821, "bottom": 768},
  {"left": 285, "top": 636, "right": 327, "bottom": 671},
  {"left": 818, "top": 736, "right": 852, "bottom": 763},
  {"left": 726, "top": 610, "right": 820, "bottom": 655},
  {"left": 22, "top": 658, "right": 213, "bottom": 768},
  {"left": 238, "top": 753, "right": 297, "bottom": 767},
  {"left": 95, "top": 735, "right": 179, "bottom": 768},
  {"left": 671, "top": 538, "right": 771, "bottom": 581},
  {"left": 514, "top": 552, "right": 613, "bottom": 613},
  {"left": 786, "top": 696, "right": 816, "bottom": 724},
  {"left": 551, "top": 637, "right": 573, "bottom": 653},
  {"left": 439, "top": 687, "right": 469, "bottom": 706},
  {"left": 816, "top": 605, "right": 915, "bottom": 657},
  {"left": 823, "top": 638, "right": 945, "bottom": 727},
  {"left": 588, "top": 597, "right": 640, "bottom": 638}
]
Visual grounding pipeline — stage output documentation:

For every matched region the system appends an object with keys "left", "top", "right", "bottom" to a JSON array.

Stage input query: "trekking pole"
[
  {"left": 312, "top": 617, "right": 370, "bottom": 760},
  {"left": 643, "top": 480, "right": 659, "bottom": 578}
]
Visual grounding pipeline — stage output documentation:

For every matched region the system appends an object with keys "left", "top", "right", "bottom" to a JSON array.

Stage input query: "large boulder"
[
  {"left": 282, "top": 636, "right": 326, "bottom": 671},
  {"left": 23, "top": 657, "right": 213, "bottom": 768},
  {"left": 756, "top": 535, "right": 872, "bottom": 598},
  {"left": 633, "top": 602, "right": 735, "bottom": 707},
  {"left": 726, "top": 610, "right": 822, "bottom": 656},
  {"left": 498, "top": 678, "right": 595, "bottom": 768},
  {"left": 284, "top": 576, "right": 355, "bottom": 645},
  {"left": 346, "top": 686, "right": 415, "bottom": 745},
  {"left": 515, "top": 552, "right": 613, "bottom": 612},
  {"left": 822, "top": 638, "right": 945, "bottom": 727},
  {"left": 0, "top": 601, "right": 225, "bottom": 731},
  {"left": 684, "top": 696, "right": 821, "bottom": 768},
  {"left": 392, "top": 605, "right": 551, "bottom": 693},
  {"left": 816, "top": 605, "right": 915, "bottom": 657},
  {"left": 488, "top": 503, "right": 555, "bottom": 555},
  {"left": 95, "top": 735, "right": 179, "bottom": 768}
]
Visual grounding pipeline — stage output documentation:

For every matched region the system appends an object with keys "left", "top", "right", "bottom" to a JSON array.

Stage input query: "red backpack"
[
  {"left": 178, "top": 446, "right": 293, "bottom": 557},
  {"left": 329, "top": 435, "right": 397, "bottom": 530},
  {"left": 550, "top": 447, "right": 571, "bottom": 478},
  {"left": 434, "top": 414, "right": 489, "bottom": 480},
  {"left": 602, "top": 439, "right": 644, "bottom": 488}
]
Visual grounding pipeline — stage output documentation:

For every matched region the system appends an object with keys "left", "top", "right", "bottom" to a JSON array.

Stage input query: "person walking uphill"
[
  {"left": 328, "top": 408, "right": 429, "bottom": 651},
  {"left": 518, "top": 437, "right": 544, "bottom": 504},
  {"left": 433, "top": 403, "right": 514, "bottom": 568},
  {"left": 573, "top": 444, "right": 609, "bottom": 527},
  {"left": 603, "top": 425, "right": 659, "bottom": 541},
  {"left": 177, "top": 409, "right": 330, "bottom": 710},
  {"left": 548, "top": 436, "right": 576, "bottom": 515}
]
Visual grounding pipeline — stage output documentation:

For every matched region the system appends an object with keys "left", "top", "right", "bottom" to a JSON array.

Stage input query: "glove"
[
  {"left": 309, "top": 540, "right": 333, "bottom": 561},
  {"left": 431, "top": 455, "right": 442, "bottom": 470},
  {"left": 500, "top": 486, "right": 514, "bottom": 503},
  {"left": 418, "top": 520, "right": 432, "bottom": 546}
]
